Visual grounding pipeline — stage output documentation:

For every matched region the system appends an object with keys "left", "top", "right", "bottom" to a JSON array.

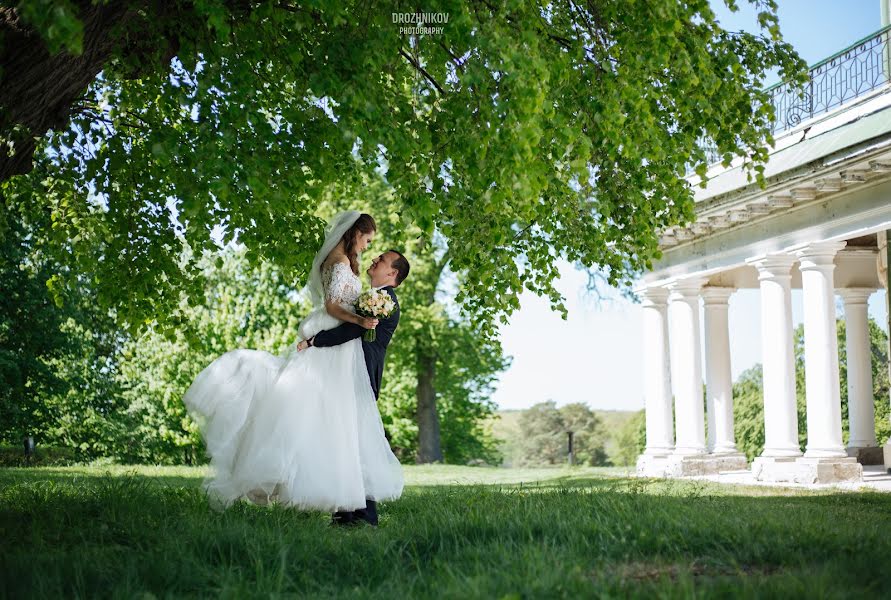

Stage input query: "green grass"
[{"left": 1, "top": 465, "right": 889, "bottom": 598}]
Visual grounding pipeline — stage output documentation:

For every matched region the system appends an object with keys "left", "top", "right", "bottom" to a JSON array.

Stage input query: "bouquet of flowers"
[{"left": 356, "top": 289, "right": 396, "bottom": 341}]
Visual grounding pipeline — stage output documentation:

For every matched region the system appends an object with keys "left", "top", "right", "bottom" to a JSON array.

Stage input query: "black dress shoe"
[
  {"left": 330, "top": 511, "right": 357, "bottom": 527},
  {"left": 354, "top": 499, "right": 378, "bottom": 527}
]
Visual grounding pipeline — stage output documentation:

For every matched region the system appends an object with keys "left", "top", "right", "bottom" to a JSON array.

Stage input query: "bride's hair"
[{"left": 340, "top": 213, "right": 376, "bottom": 274}]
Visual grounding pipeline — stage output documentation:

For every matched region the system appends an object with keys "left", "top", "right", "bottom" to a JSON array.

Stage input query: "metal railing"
[
  {"left": 690, "top": 25, "right": 891, "bottom": 174},
  {"left": 767, "top": 24, "right": 891, "bottom": 134}
]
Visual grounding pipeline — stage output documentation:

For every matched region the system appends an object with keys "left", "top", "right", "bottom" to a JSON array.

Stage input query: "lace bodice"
[{"left": 321, "top": 261, "right": 362, "bottom": 308}]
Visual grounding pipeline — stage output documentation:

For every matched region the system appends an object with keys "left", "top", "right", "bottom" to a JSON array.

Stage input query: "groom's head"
[{"left": 367, "top": 250, "right": 410, "bottom": 288}]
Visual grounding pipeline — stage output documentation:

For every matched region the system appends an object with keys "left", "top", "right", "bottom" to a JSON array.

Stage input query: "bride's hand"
[{"left": 358, "top": 316, "right": 379, "bottom": 330}]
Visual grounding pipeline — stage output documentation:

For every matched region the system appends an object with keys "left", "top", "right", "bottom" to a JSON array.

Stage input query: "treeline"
[{"left": 491, "top": 402, "right": 644, "bottom": 468}]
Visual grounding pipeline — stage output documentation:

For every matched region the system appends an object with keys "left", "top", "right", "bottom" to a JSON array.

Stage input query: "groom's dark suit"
[{"left": 310, "top": 285, "right": 400, "bottom": 526}]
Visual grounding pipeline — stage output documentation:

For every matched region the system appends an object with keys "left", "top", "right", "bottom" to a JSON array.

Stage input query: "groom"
[{"left": 301, "top": 249, "right": 410, "bottom": 527}]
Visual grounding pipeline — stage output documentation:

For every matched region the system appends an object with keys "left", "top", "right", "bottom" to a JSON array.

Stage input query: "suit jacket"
[{"left": 310, "top": 286, "right": 400, "bottom": 400}]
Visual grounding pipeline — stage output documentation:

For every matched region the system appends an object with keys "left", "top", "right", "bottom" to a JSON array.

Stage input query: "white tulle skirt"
[{"left": 183, "top": 308, "right": 404, "bottom": 512}]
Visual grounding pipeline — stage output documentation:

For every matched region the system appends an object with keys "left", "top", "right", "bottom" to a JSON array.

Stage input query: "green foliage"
[
  {"left": 13, "top": 0, "right": 84, "bottom": 54},
  {"left": 113, "top": 247, "right": 311, "bottom": 465},
  {"left": 1, "top": 166, "right": 510, "bottom": 465},
  {"left": 612, "top": 409, "right": 646, "bottom": 467},
  {"left": 2, "top": 0, "right": 807, "bottom": 339},
  {"left": 731, "top": 365, "right": 766, "bottom": 462},
  {"left": 838, "top": 318, "right": 891, "bottom": 446},
  {"left": 514, "top": 400, "right": 609, "bottom": 466},
  {"left": 0, "top": 201, "right": 80, "bottom": 445},
  {"left": 732, "top": 319, "right": 890, "bottom": 461}
]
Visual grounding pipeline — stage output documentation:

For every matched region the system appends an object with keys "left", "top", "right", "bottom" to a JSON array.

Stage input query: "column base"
[
  {"left": 884, "top": 441, "right": 891, "bottom": 474},
  {"left": 636, "top": 453, "right": 670, "bottom": 477},
  {"left": 753, "top": 456, "right": 862, "bottom": 484},
  {"left": 846, "top": 446, "right": 884, "bottom": 465},
  {"left": 662, "top": 452, "right": 748, "bottom": 477}
]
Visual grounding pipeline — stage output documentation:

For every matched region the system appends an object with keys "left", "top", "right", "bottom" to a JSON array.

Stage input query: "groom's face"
[{"left": 367, "top": 252, "right": 396, "bottom": 286}]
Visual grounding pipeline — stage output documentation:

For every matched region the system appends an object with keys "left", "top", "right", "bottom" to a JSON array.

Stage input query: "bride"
[{"left": 182, "top": 211, "right": 404, "bottom": 513}]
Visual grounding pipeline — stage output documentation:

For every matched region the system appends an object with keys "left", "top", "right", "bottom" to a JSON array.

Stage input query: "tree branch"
[
  {"left": 436, "top": 40, "right": 467, "bottom": 73},
  {"left": 399, "top": 48, "right": 446, "bottom": 95}
]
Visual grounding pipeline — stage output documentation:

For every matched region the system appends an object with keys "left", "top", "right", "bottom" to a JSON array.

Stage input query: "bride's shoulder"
[
  {"left": 321, "top": 254, "right": 352, "bottom": 277},
  {"left": 322, "top": 252, "right": 349, "bottom": 269}
]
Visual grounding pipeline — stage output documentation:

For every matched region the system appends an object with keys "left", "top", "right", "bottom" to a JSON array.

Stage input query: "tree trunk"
[
  {"left": 0, "top": 3, "right": 148, "bottom": 182},
  {"left": 416, "top": 353, "right": 443, "bottom": 463}
]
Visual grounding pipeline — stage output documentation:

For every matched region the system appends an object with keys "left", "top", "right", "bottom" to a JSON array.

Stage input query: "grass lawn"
[{"left": 1, "top": 464, "right": 889, "bottom": 598}]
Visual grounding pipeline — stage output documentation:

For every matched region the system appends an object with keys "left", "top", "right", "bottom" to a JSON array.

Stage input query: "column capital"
[
  {"left": 700, "top": 286, "right": 736, "bottom": 305},
  {"left": 664, "top": 276, "right": 708, "bottom": 298},
  {"left": 746, "top": 252, "right": 796, "bottom": 278},
  {"left": 837, "top": 287, "right": 875, "bottom": 305},
  {"left": 634, "top": 285, "right": 670, "bottom": 306},
  {"left": 791, "top": 240, "right": 847, "bottom": 269}
]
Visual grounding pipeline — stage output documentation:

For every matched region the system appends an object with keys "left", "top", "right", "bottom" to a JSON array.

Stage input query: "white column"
[
  {"left": 794, "top": 240, "right": 848, "bottom": 458},
  {"left": 839, "top": 287, "right": 877, "bottom": 449},
  {"left": 666, "top": 277, "right": 707, "bottom": 456},
  {"left": 639, "top": 286, "right": 674, "bottom": 455},
  {"left": 746, "top": 253, "right": 801, "bottom": 457},
  {"left": 701, "top": 287, "right": 738, "bottom": 454}
]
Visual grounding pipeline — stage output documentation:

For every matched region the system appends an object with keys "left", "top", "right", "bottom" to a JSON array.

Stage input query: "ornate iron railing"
[
  {"left": 690, "top": 25, "right": 891, "bottom": 174},
  {"left": 767, "top": 24, "right": 891, "bottom": 134}
]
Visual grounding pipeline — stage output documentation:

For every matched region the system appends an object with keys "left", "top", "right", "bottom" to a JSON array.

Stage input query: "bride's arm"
[{"left": 325, "top": 299, "right": 377, "bottom": 329}]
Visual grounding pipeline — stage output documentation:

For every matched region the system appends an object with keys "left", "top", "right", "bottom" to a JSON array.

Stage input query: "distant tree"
[
  {"left": 516, "top": 400, "right": 608, "bottom": 466},
  {"left": 838, "top": 318, "right": 890, "bottom": 446},
  {"left": 0, "top": 204, "right": 73, "bottom": 444},
  {"left": 0, "top": 196, "right": 127, "bottom": 457},
  {"left": 731, "top": 365, "right": 768, "bottom": 462}
]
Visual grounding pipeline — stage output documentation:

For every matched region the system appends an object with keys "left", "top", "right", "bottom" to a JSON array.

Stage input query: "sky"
[{"left": 489, "top": 1, "right": 888, "bottom": 412}]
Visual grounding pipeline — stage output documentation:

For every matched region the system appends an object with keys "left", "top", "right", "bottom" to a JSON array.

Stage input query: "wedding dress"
[{"left": 183, "top": 217, "right": 404, "bottom": 512}]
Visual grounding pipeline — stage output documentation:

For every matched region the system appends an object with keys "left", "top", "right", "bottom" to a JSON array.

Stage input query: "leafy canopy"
[{"left": 2, "top": 0, "right": 805, "bottom": 336}]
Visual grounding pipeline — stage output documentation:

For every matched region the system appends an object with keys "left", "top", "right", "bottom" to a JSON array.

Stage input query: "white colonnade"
[{"left": 638, "top": 238, "right": 876, "bottom": 483}]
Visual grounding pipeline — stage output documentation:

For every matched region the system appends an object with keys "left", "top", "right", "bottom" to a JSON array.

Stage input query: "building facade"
[{"left": 637, "top": 24, "right": 891, "bottom": 484}]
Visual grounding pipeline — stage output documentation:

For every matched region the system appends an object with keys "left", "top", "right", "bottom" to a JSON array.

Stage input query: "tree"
[
  {"left": 0, "top": 203, "right": 73, "bottom": 443},
  {"left": 613, "top": 409, "right": 645, "bottom": 467},
  {"left": 0, "top": 190, "right": 128, "bottom": 458},
  {"left": 515, "top": 400, "right": 608, "bottom": 466},
  {"left": 1, "top": 1, "right": 807, "bottom": 339}
]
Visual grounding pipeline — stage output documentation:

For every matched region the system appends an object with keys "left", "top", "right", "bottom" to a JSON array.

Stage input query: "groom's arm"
[
  {"left": 310, "top": 322, "right": 365, "bottom": 348},
  {"left": 311, "top": 289, "right": 400, "bottom": 349},
  {"left": 373, "top": 305, "right": 400, "bottom": 348}
]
